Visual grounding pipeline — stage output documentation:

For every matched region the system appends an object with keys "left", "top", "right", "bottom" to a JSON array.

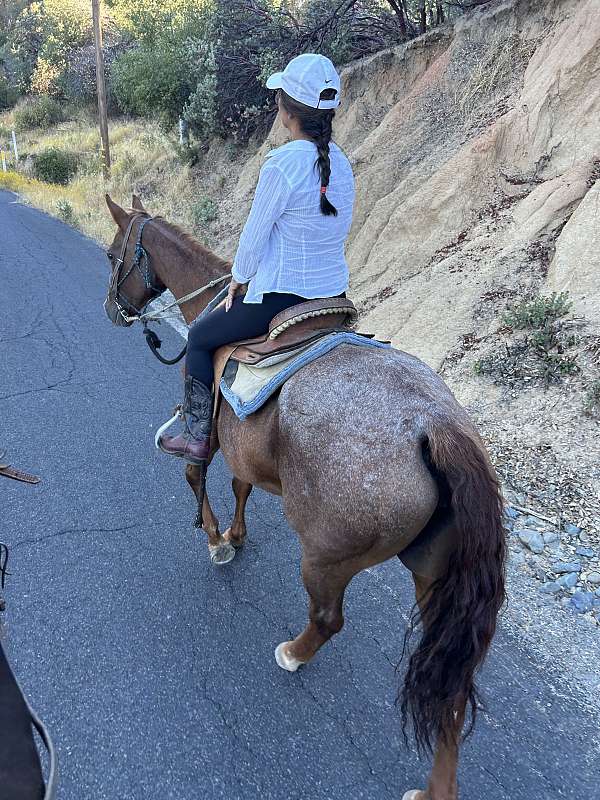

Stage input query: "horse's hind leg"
[
  {"left": 275, "top": 555, "right": 357, "bottom": 672},
  {"left": 403, "top": 573, "right": 465, "bottom": 800},
  {"left": 185, "top": 464, "right": 235, "bottom": 565},
  {"left": 223, "top": 477, "right": 252, "bottom": 549}
]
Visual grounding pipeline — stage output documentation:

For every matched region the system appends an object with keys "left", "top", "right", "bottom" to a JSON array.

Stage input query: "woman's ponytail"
[
  {"left": 278, "top": 88, "right": 339, "bottom": 217},
  {"left": 315, "top": 110, "right": 337, "bottom": 217}
]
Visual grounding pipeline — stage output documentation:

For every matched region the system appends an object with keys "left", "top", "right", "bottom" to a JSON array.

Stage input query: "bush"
[
  {"left": 584, "top": 378, "right": 600, "bottom": 416},
  {"left": 13, "top": 96, "right": 65, "bottom": 130},
  {"left": 0, "top": 76, "right": 19, "bottom": 111},
  {"left": 192, "top": 196, "right": 217, "bottom": 225},
  {"left": 33, "top": 147, "right": 78, "bottom": 185},
  {"left": 502, "top": 292, "right": 572, "bottom": 330},
  {"left": 112, "top": 44, "right": 194, "bottom": 128},
  {"left": 56, "top": 198, "right": 76, "bottom": 224}
]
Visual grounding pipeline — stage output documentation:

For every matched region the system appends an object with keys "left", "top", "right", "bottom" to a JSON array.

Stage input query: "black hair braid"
[
  {"left": 315, "top": 111, "right": 337, "bottom": 217},
  {"left": 277, "top": 88, "right": 339, "bottom": 217}
]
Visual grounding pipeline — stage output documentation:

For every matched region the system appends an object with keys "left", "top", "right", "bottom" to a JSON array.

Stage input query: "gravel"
[{"left": 518, "top": 529, "right": 545, "bottom": 554}]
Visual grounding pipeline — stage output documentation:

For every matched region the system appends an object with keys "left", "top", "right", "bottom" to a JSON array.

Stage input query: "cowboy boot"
[{"left": 158, "top": 376, "right": 212, "bottom": 464}]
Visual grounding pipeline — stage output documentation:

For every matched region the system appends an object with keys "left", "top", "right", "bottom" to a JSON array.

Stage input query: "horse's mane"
[{"left": 134, "top": 212, "right": 231, "bottom": 275}]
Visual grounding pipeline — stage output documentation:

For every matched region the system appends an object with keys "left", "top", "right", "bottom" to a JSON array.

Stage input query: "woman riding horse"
[{"left": 158, "top": 54, "right": 352, "bottom": 463}]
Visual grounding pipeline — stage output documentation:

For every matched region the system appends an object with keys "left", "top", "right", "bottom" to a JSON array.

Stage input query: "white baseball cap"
[{"left": 266, "top": 53, "right": 341, "bottom": 110}]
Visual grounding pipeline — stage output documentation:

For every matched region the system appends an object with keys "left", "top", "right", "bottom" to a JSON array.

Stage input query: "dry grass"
[{"left": 0, "top": 109, "right": 220, "bottom": 246}]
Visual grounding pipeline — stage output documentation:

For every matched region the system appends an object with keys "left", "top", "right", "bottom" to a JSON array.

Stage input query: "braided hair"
[{"left": 278, "top": 88, "right": 338, "bottom": 216}]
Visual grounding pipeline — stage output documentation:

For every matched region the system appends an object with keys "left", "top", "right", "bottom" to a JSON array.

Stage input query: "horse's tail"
[{"left": 400, "top": 420, "right": 507, "bottom": 753}]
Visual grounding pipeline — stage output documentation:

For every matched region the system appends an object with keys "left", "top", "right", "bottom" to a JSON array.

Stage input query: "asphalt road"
[{"left": 0, "top": 190, "right": 598, "bottom": 800}]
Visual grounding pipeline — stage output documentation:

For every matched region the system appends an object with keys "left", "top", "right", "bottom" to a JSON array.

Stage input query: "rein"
[{"left": 106, "top": 214, "right": 230, "bottom": 365}]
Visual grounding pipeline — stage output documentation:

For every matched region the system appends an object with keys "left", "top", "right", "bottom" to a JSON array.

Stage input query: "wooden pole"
[{"left": 92, "top": 0, "right": 110, "bottom": 179}]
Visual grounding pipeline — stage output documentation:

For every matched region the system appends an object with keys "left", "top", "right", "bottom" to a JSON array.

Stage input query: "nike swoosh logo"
[{"left": 324, "top": 78, "right": 333, "bottom": 83}]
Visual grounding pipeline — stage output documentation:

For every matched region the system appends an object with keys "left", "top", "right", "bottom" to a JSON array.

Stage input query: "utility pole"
[{"left": 92, "top": 0, "right": 110, "bottom": 179}]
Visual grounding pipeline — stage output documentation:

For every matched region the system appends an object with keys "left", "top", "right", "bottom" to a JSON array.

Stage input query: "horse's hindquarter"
[
  {"left": 277, "top": 345, "right": 460, "bottom": 558},
  {"left": 219, "top": 345, "right": 467, "bottom": 559}
]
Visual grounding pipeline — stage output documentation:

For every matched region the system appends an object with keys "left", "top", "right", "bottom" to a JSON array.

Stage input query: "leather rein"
[{"left": 106, "top": 213, "right": 230, "bottom": 365}]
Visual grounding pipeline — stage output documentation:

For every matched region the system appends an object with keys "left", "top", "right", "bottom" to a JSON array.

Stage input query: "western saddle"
[{"left": 212, "top": 297, "right": 360, "bottom": 411}]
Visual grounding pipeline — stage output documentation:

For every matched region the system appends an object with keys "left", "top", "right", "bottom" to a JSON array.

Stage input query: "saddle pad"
[{"left": 220, "top": 332, "right": 390, "bottom": 420}]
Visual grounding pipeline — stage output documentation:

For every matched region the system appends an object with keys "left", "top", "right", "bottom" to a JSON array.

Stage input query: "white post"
[
  {"left": 11, "top": 130, "right": 19, "bottom": 163},
  {"left": 1, "top": 151, "right": 6, "bottom": 172}
]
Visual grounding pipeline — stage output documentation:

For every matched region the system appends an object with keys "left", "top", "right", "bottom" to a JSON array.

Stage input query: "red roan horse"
[{"left": 104, "top": 194, "right": 506, "bottom": 800}]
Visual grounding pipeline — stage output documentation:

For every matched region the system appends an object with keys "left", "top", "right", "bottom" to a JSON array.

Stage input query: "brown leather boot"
[{"left": 157, "top": 376, "right": 212, "bottom": 464}]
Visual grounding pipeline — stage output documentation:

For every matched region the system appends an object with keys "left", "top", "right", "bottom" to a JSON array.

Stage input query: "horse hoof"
[
  {"left": 402, "top": 791, "right": 425, "bottom": 800},
  {"left": 208, "top": 542, "right": 236, "bottom": 565},
  {"left": 223, "top": 528, "right": 245, "bottom": 549},
  {"left": 275, "top": 642, "right": 305, "bottom": 672}
]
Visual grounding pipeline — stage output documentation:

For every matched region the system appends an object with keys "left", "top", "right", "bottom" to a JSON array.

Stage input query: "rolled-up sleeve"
[{"left": 231, "top": 161, "right": 292, "bottom": 283}]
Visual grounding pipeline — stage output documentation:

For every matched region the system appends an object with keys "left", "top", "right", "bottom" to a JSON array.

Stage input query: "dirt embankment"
[{"left": 205, "top": 0, "right": 600, "bottom": 535}]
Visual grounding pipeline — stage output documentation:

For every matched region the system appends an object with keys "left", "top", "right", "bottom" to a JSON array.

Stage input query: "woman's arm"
[{"left": 231, "top": 160, "right": 292, "bottom": 285}]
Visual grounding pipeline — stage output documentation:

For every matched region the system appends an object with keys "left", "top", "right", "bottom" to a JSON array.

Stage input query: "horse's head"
[{"left": 103, "top": 194, "right": 165, "bottom": 327}]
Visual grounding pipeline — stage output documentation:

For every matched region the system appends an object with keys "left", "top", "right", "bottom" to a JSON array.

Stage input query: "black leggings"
[{"left": 186, "top": 292, "right": 306, "bottom": 387}]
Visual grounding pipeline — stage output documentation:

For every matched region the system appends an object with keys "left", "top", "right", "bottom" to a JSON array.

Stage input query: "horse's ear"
[
  {"left": 105, "top": 194, "right": 129, "bottom": 231},
  {"left": 131, "top": 194, "right": 146, "bottom": 212}
]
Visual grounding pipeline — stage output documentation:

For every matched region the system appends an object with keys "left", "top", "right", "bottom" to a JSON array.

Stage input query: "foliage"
[
  {"left": 583, "top": 378, "right": 600, "bottom": 416},
  {"left": 191, "top": 196, "right": 217, "bottom": 225},
  {"left": 502, "top": 292, "right": 573, "bottom": 330},
  {"left": 112, "top": 44, "right": 195, "bottom": 128},
  {"left": 33, "top": 147, "right": 79, "bottom": 184},
  {"left": 13, "top": 95, "right": 65, "bottom": 129},
  {"left": 0, "top": 76, "right": 19, "bottom": 111},
  {"left": 111, "top": 0, "right": 213, "bottom": 128},
  {"left": 56, "top": 197, "right": 76, "bottom": 224},
  {"left": 475, "top": 293, "right": 579, "bottom": 390}
]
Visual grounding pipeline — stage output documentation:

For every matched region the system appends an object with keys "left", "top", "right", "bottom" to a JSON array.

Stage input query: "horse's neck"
[{"left": 152, "top": 224, "right": 231, "bottom": 325}]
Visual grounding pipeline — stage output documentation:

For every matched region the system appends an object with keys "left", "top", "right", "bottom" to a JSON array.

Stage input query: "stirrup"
[{"left": 154, "top": 406, "right": 183, "bottom": 450}]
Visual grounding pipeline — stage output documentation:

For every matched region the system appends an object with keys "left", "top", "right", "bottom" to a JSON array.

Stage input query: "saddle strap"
[{"left": 0, "top": 464, "right": 41, "bottom": 484}]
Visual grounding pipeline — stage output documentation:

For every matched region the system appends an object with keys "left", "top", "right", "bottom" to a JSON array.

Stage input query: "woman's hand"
[{"left": 225, "top": 279, "right": 246, "bottom": 312}]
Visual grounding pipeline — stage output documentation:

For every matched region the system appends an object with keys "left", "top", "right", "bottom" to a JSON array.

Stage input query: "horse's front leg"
[
  {"left": 223, "top": 477, "right": 252, "bottom": 549},
  {"left": 185, "top": 464, "right": 236, "bottom": 565}
]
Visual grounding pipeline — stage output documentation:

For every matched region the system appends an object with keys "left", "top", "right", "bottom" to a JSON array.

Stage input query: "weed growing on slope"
[
  {"left": 474, "top": 292, "right": 580, "bottom": 389},
  {"left": 502, "top": 292, "right": 572, "bottom": 329},
  {"left": 583, "top": 379, "right": 600, "bottom": 417}
]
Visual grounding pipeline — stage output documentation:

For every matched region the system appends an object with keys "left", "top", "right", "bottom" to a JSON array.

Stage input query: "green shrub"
[
  {"left": 56, "top": 198, "right": 76, "bottom": 224},
  {"left": 33, "top": 147, "right": 78, "bottom": 185},
  {"left": 502, "top": 292, "right": 572, "bottom": 330},
  {"left": 13, "top": 96, "right": 65, "bottom": 130},
  {"left": 0, "top": 76, "right": 19, "bottom": 111},
  {"left": 112, "top": 44, "right": 193, "bottom": 128},
  {"left": 584, "top": 378, "right": 600, "bottom": 416},
  {"left": 192, "top": 196, "right": 217, "bottom": 225}
]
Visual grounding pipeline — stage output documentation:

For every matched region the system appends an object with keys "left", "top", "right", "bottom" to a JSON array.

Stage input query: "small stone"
[
  {"left": 551, "top": 561, "right": 581, "bottom": 574},
  {"left": 539, "top": 581, "right": 561, "bottom": 595},
  {"left": 510, "top": 550, "right": 526, "bottom": 566},
  {"left": 569, "top": 591, "right": 594, "bottom": 614},
  {"left": 504, "top": 506, "right": 520, "bottom": 520},
  {"left": 595, "top": 588, "right": 600, "bottom": 598},
  {"left": 517, "top": 529, "right": 544, "bottom": 554},
  {"left": 556, "top": 573, "right": 578, "bottom": 589},
  {"left": 578, "top": 531, "right": 590, "bottom": 543},
  {"left": 534, "top": 567, "right": 547, "bottom": 582},
  {"left": 523, "top": 516, "right": 545, "bottom": 529},
  {"left": 543, "top": 531, "right": 559, "bottom": 545},
  {"left": 587, "top": 572, "right": 600, "bottom": 585},
  {"left": 564, "top": 523, "right": 582, "bottom": 535},
  {"left": 575, "top": 546, "right": 594, "bottom": 558}
]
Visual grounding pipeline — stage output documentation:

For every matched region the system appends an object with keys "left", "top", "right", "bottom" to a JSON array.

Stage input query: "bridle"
[
  {"left": 105, "top": 213, "right": 231, "bottom": 365},
  {"left": 105, "top": 213, "right": 165, "bottom": 323}
]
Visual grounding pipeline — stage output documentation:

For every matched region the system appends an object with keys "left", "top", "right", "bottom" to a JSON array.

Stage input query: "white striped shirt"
[{"left": 231, "top": 139, "right": 355, "bottom": 303}]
